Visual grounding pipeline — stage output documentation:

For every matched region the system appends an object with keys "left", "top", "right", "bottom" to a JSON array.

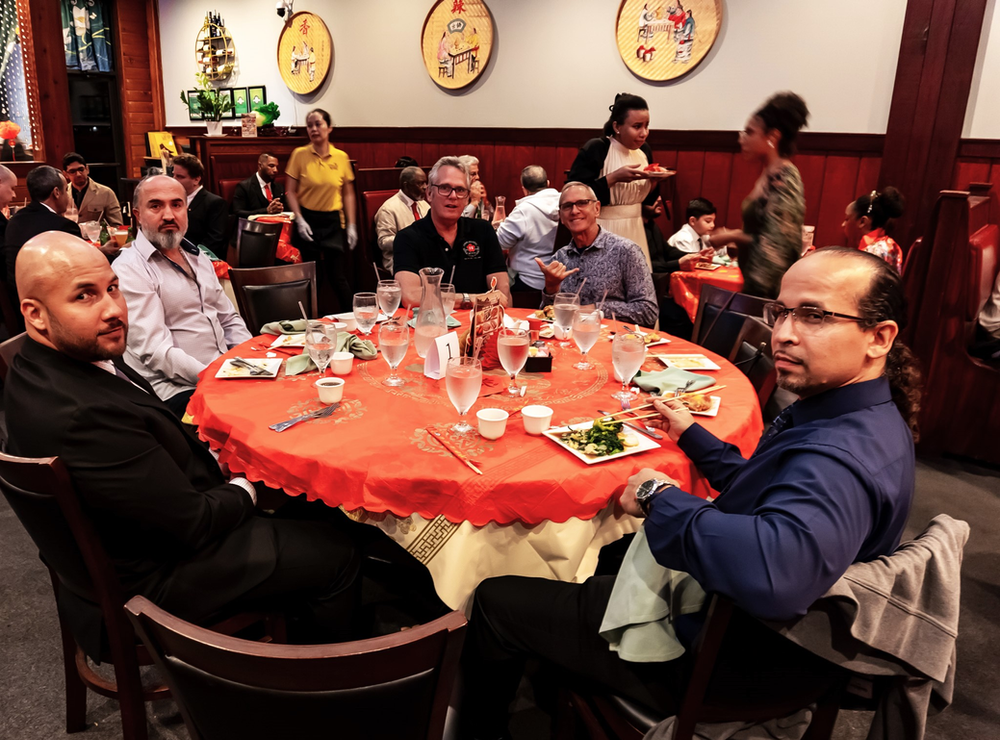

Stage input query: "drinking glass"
[
  {"left": 305, "top": 320, "right": 338, "bottom": 376},
  {"left": 440, "top": 283, "right": 457, "bottom": 318},
  {"left": 572, "top": 310, "right": 602, "bottom": 370},
  {"left": 113, "top": 226, "right": 129, "bottom": 247},
  {"left": 353, "top": 292, "right": 379, "bottom": 336},
  {"left": 445, "top": 357, "right": 482, "bottom": 434},
  {"left": 81, "top": 221, "right": 101, "bottom": 244},
  {"left": 376, "top": 279, "right": 402, "bottom": 318},
  {"left": 491, "top": 195, "right": 506, "bottom": 226},
  {"left": 553, "top": 291, "right": 580, "bottom": 348},
  {"left": 379, "top": 320, "right": 409, "bottom": 387},
  {"left": 611, "top": 332, "right": 646, "bottom": 402},
  {"left": 497, "top": 327, "right": 530, "bottom": 395}
]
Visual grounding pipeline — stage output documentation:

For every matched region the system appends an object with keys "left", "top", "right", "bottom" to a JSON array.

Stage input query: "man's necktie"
[
  {"left": 264, "top": 183, "right": 273, "bottom": 201},
  {"left": 411, "top": 202, "right": 421, "bottom": 220},
  {"left": 755, "top": 405, "right": 794, "bottom": 453}
]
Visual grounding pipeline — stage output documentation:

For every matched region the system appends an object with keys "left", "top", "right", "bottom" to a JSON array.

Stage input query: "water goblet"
[
  {"left": 305, "top": 320, "right": 338, "bottom": 376},
  {"left": 379, "top": 320, "right": 410, "bottom": 387},
  {"left": 611, "top": 331, "right": 646, "bottom": 402},
  {"left": 572, "top": 310, "right": 602, "bottom": 370},
  {"left": 497, "top": 327, "right": 530, "bottom": 395},
  {"left": 445, "top": 357, "right": 482, "bottom": 434},
  {"left": 353, "top": 292, "right": 379, "bottom": 336},
  {"left": 553, "top": 291, "right": 580, "bottom": 348},
  {"left": 376, "top": 279, "right": 402, "bottom": 318},
  {"left": 440, "top": 283, "right": 457, "bottom": 318}
]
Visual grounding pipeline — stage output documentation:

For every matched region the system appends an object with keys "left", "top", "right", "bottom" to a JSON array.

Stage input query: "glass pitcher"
[
  {"left": 492, "top": 195, "right": 506, "bottom": 226},
  {"left": 414, "top": 266, "right": 447, "bottom": 358}
]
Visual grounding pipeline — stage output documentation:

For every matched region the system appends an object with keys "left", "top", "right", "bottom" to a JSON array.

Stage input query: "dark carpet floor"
[{"left": 1, "top": 455, "right": 998, "bottom": 739}]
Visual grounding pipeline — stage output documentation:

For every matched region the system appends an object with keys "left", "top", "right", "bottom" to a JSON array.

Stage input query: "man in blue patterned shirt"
[{"left": 537, "top": 182, "right": 658, "bottom": 327}]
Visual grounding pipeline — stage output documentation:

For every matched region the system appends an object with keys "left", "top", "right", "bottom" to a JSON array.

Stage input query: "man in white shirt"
[
  {"left": 496, "top": 165, "right": 560, "bottom": 292},
  {"left": 373, "top": 166, "right": 429, "bottom": 272},
  {"left": 667, "top": 197, "right": 724, "bottom": 257},
  {"left": 973, "top": 269, "right": 1000, "bottom": 360},
  {"left": 114, "top": 175, "right": 251, "bottom": 417}
]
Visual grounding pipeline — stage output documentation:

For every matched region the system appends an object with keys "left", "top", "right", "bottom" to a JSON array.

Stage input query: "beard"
[
  {"left": 49, "top": 314, "right": 127, "bottom": 362},
  {"left": 142, "top": 225, "right": 184, "bottom": 251}
]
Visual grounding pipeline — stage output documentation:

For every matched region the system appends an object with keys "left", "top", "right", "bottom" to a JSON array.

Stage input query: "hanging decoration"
[
  {"left": 277, "top": 12, "right": 332, "bottom": 95},
  {"left": 61, "top": 0, "right": 113, "bottom": 73},
  {"left": 196, "top": 10, "right": 236, "bottom": 81},
  {"left": 1, "top": 0, "right": 35, "bottom": 159},
  {"left": 615, "top": 0, "right": 722, "bottom": 82},
  {"left": 420, "top": 0, "right": 494, "bottom": 91}
]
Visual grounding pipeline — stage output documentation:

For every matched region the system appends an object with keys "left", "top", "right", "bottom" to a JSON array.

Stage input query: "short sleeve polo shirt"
[
  {"left": 285, "top": 143, "right": 354, "bottom": 212},
  {"left": 393, "top": 216, "right": 507, "bottom": 294}
]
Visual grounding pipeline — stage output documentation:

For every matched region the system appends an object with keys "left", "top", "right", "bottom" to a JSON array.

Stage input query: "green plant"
[
  {"left": 180, "top": 74, "right": 232, "bottom": 122},
  {"left": 254, "top": 102, "right": 281, "bottom": 127}
]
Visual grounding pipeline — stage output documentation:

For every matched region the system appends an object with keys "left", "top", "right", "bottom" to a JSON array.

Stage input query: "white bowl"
[
  {"left": 521, "top": 405, "right": 553, "bottom": 435},
  {"left": 477, "top": 408, "right": 509, "bottom": 440},
  {"left": 315, "top": 377, "right": 345, "bottom": 405},
  {"left": 341, "top": 315, "right": 359, "bottom": 332},
  {"left": 330, "top": 351, "right": 354, "bottom": 375}
]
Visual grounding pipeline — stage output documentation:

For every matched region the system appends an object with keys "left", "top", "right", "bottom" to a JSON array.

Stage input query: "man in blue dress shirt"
[{"left": 461, "top": 248, "right": 921, "bottom": 739}]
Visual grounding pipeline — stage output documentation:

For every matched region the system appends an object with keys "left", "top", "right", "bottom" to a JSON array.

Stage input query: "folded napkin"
[
  {"left": 284, "top": 333, "right": 377, "bottom": 375},
  {"left": 634, "top": 368, "right": 714, "bottom": 396},
  {"left": 260, "top": 319, "right": 311, "bottom": 336},
  {"left": 406, "top": 315, "right": 461, "bottom": 329}
]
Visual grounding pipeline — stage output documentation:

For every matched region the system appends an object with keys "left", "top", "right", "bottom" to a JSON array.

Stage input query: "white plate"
[
  {"left": 326, "top": 311, "right": 391, "bottom": 323},
  {"left": 543, "top": 421, "right": 660, "bottom": 465},
  {"left": 687, "top": 395, "right": 722, "bottom": 417},
  {"left": 269, "top": 333, "right": 306, "bottom": 348},
  {"left": 215, "top": 358, "right": 283, "bottom": 379},
  {"left": 654, "top": 354, "right": 721, "bottom": 371}
]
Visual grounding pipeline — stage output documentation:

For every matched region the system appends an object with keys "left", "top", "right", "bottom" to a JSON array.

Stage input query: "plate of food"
[
  {"left": 215, "top": 358, "right": 283, "bottom": 379},
  {"left": 654, "top": 354, "right": 721, "bottom": 371},
  {"left": 694, "top": 262, "right": 722, "bottom": 271},
  {"left": 269, "top": 333, "right": 307, "bottom": 349},
  {"left": 543, "top": 417, "right": 660, "bottom": 465},
  {"left": 530, "top": 305, "right": 556, "bottom": 322},
  {"left": 636, "top": 329, "right": 671, "bottom": 348},
  {"left": 681, "top": 394, "right": 721, "bottom": 417}
]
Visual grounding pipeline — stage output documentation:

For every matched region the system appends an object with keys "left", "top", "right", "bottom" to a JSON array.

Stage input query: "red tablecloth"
[
  {"left": 188, "top": 310, "right": 763, "bottom": 527},
  {"left": 255, "top": 215, "right": 302, "bottom": 264},
  {"left": 670, "top": 265, "right": 744, "bottom": 322}
]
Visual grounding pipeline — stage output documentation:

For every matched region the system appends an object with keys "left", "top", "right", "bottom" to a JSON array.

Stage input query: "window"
[{"left": 0, "top": 0, "right": 39, "bottom": 161}]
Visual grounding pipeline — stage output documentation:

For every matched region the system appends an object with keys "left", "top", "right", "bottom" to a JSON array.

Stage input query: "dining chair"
[
  {"left": 233, "top": 218, "right": 283, "bottom": 268},
  {"left": 229, "top": 262, "right": 318, "bottom": 334},
  {"left": 691, "top": 286, "right": 770, "bottom": 358},
  {"left": 0, "top": 330, "right": 26, "bottom": 381},
  {"left": 728, "top": 316, "right": 779, "bottom": 417},
  {"left": 126, "top": 596, "right": 467, "bottom": 740}
]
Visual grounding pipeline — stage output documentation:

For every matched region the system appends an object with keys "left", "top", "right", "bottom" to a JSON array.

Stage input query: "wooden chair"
[
  {"left": 558, "top": 595, "right": 847, "bottom": 740},
  {"left": 232, "top": 218, "right": 283, "bottom": 268},
  {"left": 728, "top": 316, "right": 780, "bottom": 421},
  {"left": 0, "top": 330, "right": 26, "bottom": 381},
  {"left": 691, "top": 286, "right": 770, "bottom": 358},
  {"left": 229, "top": 263, "right": 318, "bottom": 334},
  {"left": 126, "top": 596, "right": 467, "bottom": 740},
  {"left": 360, "top": 188, "right": 397, "bottom": 288}
]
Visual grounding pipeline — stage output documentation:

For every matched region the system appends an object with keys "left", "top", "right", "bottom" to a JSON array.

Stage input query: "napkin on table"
[
  {"left": 260, "top": 319, "right": 310, "bottom": 336},
  {"left": 633, "top": 368, "right": 714, "bottom": 396},
  {"left": 283, "top": 333, "right": 378, "bottom": 375}
]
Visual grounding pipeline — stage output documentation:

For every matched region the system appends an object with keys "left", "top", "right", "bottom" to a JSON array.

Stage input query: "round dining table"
[
  {"left": 670, "top": 264, "right": 744, "bottom": 322},
  {"left": 189, "top": 309, "right": 763, "bottom": 609}
]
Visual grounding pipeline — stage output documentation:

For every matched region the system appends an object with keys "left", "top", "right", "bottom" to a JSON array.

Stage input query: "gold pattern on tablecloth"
[
  {"left": 407, "top": 516, "right": 461, "bottom": 564},
  {"left": 411, "top": 426, "right": 494, "bottom": 460},
  {"left": 282, "top": 397, "right": 365, "bottom": 426}
]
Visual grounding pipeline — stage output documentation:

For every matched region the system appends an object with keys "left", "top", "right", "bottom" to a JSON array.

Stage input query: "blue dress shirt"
[{"left": 645, "top": 377, "right": 915, "bottom": 622}]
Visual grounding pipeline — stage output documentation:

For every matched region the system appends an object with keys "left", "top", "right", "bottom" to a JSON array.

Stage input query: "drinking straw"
[
  {"left": 373, "top": 261, "right": 381, "bottom": 284},
  {"left": 449, "top": 265, "right": 456, "bottom": 286},
  {"left": 298, "top": 301, "right": 309, "bottom": 322},
  {"left": 597, "top": 288, "right": 610, "bottom": 313},
  {"left": 574, "top": 277, "right": 587, "bottom": 299}
]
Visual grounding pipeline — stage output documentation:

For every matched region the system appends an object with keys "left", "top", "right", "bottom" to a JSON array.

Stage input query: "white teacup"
[
  {"left": 331, "top": 321, "right": 349, "bottom": 333},
  {"left": 521, "top": 405, "right": 553, "bottom": 435},
  {"left": 315, "top": 377, "right": 345, "bottom": 405},
  {"left": 477, "top": 408, "right": 509, "bottom": 440},
  {"left": 341, "top": 314, "right": 359, "bottom": 332},
  {"left": 330, "top": 351, "right": 354, "bottom": 375}
]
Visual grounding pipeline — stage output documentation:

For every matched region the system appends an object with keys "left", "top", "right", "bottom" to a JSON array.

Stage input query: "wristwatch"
[
  {"left": 635, "top": 478, "right": 672, "bottom": 516},
  {"left": 462, "top": 292, "right": 470, "bottom": 308}
]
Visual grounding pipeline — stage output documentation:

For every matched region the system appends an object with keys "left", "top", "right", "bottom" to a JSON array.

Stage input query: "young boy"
[{"left": 668, "top": 198, "right": 724, "bottom": 258}]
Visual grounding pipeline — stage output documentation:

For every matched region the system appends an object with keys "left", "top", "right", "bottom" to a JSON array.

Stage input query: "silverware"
[
  {"left": 673, "top": 379, "right": 696, "bottom": 398},
  {"left": 232, "top": 357, "right": 269, "bottom": 375},
  {"left": 269, "top": 403, "right": 339, "bottom": 432},
  {"left": 598, "top": 408, "right": 663, "bottom": 440}
]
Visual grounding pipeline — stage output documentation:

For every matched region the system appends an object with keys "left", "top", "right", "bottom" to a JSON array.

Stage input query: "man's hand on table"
[
  {"left": 266, "top": 199, "right": 284, "bottom": 215},
  {"left": 646, "top": 398, "right": 696, "bottom": 442},
  {"left": 620, "top": 467, "right": 681, "bottom": 517},
  {"left": 535, "top": 257, "right": 580, "bottom": 294}
]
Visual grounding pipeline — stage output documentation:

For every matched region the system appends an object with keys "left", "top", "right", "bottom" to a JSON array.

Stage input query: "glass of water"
[
  {"left": 611, "top": 332, "right": 646, "bottom": 401},
  {"left": 497, "top": 327, "right": 530, "bottom": 395},
  {"left": 379, "top": 320, "right": 409, "bottom": 387},
  {"left": 440, "top": 283, "right": 457, "bottom": 319},
  {"left": 572, "top": 310, "right": 602, "bottom": 370},
  {"left": 376, "top": 280, "right": 402, "bottom": 318},
  {"left": 353, "top": 292, "right": 379, "bottom": 336},
  {"left": 445, "top": 357, "right": 482, "bottom": 434},
  {"left": 553, "top": 291, "right": 580, "bottom": 348},
  {"left": 80, "top": 220, "right": 102, "bottom": 244},
  {"left": 305, "top": 320, "right": 338, "bottom": 376}
]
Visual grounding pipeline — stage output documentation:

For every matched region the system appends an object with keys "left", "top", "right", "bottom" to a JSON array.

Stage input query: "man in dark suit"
[
  {"left": 232, "top": 152, "right": 286, "bottom": 220},
  {"left": 171, "top": 153, "right": 228, "bottom": 259},
  {"left": 3, "top": 165, "right": 82, "bottom": 323},
  {"left": 5, "top": 232, "right": 445, "bottom": 652}
]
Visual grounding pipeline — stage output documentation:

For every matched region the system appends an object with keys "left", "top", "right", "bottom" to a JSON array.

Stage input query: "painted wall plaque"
[
  {"left": 421, "top": 0, "right": 495, "bottom": 91},
  {"left": 277, "top": 12, "right": 333, "bottom": 95},
  {"left": 616, "top": 0, "right": 722, "bottom": 82}
]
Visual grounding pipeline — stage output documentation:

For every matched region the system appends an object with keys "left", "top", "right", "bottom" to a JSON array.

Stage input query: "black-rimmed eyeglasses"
[
  {"left": 431, "top": 184, "right": 470, "bottom": 198},
  {"left": 763, "top": 302, "right": 869, "bottom": 329},
  {"left": 558, "top": 199, "right": 597, "bottom": 213}
]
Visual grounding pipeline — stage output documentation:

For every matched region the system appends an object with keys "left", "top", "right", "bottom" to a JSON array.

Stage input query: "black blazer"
[
  {"left": 186, "top": 188, "right": 229, "bottom": 259},
  {"left": 567, "top": 137, "right": 661, "bottom": 208},
  {"left": 4, "top": 339, "right": 276, "bottom": 655},
  {"left": 232, "top": 175, "right": 286, "bottom": 220},
  {"left": 3, "top": 201, "right": 83, "bottom": 290}
]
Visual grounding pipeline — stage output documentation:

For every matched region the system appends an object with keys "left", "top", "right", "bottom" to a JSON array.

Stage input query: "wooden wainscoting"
[{"left": 953, "top": 140, "right": 1000, "bottom": 224}]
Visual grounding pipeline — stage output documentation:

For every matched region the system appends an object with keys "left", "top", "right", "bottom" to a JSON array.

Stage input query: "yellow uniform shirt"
[{"left": 285, "top": 143, "right": 354, "bottom": 212}]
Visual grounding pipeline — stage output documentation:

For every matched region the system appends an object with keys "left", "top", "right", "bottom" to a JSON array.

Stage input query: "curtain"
[{"left": 62, "top": 0, "right": 112, "bottom": 73}]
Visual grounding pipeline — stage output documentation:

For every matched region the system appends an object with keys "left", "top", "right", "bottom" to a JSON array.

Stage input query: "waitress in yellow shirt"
[{"left": 285, "top": 108, "right": 358, "bottom": 312}]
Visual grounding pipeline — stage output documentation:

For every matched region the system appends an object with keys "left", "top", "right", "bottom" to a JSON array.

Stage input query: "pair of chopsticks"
[
  {"left": 426, "top": 428, "right": 484, "bottom": 476},
  {"left": 593, "top": 385, "right": 728, "bottom": 423}
]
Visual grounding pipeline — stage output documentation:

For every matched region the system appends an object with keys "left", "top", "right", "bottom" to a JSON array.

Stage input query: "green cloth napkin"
[
  {"left": 283, "top": 333, "right": 378, "bottom": 375},
  {"left": 634, "top": 368, "right": 714, "bottom": 396},
  {"left": 406, "top": 315, "right": 461, "bottom": 329},
  {"left": 260, "top": 319, "right": 309, "bottom": 336}
]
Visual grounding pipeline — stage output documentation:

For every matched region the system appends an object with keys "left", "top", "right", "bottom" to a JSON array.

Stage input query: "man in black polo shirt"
[{"left": 393, "top": 156, "right": 510, "bottom": 310}]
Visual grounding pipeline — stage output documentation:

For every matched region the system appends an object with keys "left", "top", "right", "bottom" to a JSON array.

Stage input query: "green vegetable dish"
[{"left": 561, "top": 418, "right": 626, "bottom": 457}]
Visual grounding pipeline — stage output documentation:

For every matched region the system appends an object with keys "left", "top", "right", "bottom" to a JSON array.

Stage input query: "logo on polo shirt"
[{"left": 462, "top": 240, "right": 481, "bottom": 259}]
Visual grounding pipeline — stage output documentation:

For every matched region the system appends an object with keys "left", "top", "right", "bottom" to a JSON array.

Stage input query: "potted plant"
[
  {"left": 180, "top": 74, "right": 232, "bottom": 136},
  {"left": 253, "top": 102, "right": 282, "bottom": 135}
]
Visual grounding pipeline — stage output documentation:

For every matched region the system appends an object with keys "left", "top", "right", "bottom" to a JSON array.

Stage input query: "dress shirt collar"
[
  {"left": 186, "top": 186, "right": 203, "bottom": 206},
  {"left": 569, "top": 226, "right": 608, "bottom": 254},
  {"left": 256, "top": 172, "right": 270, "bottom": 190},
  {"left": 132, "top": 230, "right": 200, "bottom": 263},
  {"left": 397, "top": 189, "right": 416, "bottom": 208},
  {"left": 41, "top": 202, "right": 56, "bottom": 214},
  {"left": 787, "top": 377, "right": 893, "bottom": 429}
]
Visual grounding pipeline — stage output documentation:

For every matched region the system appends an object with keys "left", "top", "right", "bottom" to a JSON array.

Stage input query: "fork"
[
  {"left": 673, "top": 379, "right": 696, "bottom": 398},
  {"left": 231, "top": 357, "right": 269, "bottom": 375},
  {"left": 618, "top": 396, "right": 663, "bottom": 439},
  {"left": 269, "top": 403, "right": 339, "bottom": 432}
]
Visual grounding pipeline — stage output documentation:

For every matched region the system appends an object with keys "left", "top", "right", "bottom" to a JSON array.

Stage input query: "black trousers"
[
  {"left": 295, "top": 207, "right": 353, "bottom": 314},
  {"left": 163, "top": 388, "right": 195, "bottom": 419}
]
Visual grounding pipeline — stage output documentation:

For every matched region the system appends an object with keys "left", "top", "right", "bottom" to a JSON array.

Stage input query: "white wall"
[
  {"left": 158, "top": 0, "right": 906, "bottom": 133},
  {"left": 964, "top": 0, "right": 1000, "bottom": 138}
]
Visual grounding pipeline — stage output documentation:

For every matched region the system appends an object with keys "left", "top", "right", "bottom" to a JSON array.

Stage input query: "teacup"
[
  {"left": 477, "top": 408, "right": 509, "bottom": 440},
  {"left": 341, "top": 314, "right": 359, "bottom": 332},
  {"left": 330, "top": 351, "right": 354, "bottom": 375},
  {"left": 521, "top": 405, "right": 553, "bottom": 435},
  {"left": 315, "top": 377, "right": 345, "bottom": 405}
]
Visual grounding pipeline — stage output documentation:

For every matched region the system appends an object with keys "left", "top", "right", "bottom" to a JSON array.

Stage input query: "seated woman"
[{"left": 843, "top": 187, "right": 906, "bottom": 273}]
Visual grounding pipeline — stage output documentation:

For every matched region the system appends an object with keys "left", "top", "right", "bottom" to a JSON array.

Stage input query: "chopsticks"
[
  {"left": 594, "top": 385, "right": 728, "bottom": 422},
  {"left": 426, "top": 428, "right": 484, "bottom": 476}
]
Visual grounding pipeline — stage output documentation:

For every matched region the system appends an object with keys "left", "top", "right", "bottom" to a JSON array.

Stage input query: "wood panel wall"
[
  {"left": 114, "top": 0, "right": 165, "bottom": 177},
  {"left": 952, "top": 141, "right": 1000, "bottom": 224}
]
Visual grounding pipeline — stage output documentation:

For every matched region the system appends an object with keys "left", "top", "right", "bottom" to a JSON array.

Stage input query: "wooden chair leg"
[
  {"left": 114, "top": 661, "right": 150, "bottom": 740},
  {"left": 57, "top": 617, "right": 88, "bottom": 733}
]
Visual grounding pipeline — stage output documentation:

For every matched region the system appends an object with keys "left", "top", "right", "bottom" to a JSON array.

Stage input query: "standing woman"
[
  {"left": 568, "top": 93, "right": 670, "bottom": 268},
  {"left": 285, "top": 108, "right": 358, "bottom": 312},
  {"left": 843, "top": 187, "right": 906, "bottom": 273},
  {"left": 708, "top": 92, "right": 809, "bottom": 298}
]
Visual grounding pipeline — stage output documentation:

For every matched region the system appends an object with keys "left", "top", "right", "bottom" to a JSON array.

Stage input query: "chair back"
[
  {"left": 234, "top": 218, "right": 283, "bottom": 268},
  {"left": 126, "top": 596, "right": 467, "bottom": 740},
  {"left": 361, "top": 189, "right": 399, "bottom": 285},
  {"left": 692, "top": 286, "right": 770, "bottom": 358},
  {"left": 0, "top": 331, "right": 26, "bottom": 380},
  {"left": 229, "top": 263, "right": 319, "bottom": 334},
  {"left": 728, "top": 316, "right": 778, "bottom": 416}
]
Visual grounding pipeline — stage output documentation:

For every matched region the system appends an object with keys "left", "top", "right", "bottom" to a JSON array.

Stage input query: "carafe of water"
[
  {"left": 415, "top": 267, "right": 447, "bottom": 358},
  {"left": 492, "top": 196, "right": 506, "bottom": 226}
]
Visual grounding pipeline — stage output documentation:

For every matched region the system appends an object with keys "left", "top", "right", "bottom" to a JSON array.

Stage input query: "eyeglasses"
[
  {"left": 66, "top": 167, "right": 86, "bottom": 175},
  {"left": 558, "top": 199, "right": 597, "bottom": 213},
  {"left": 431, "top": 184, "right": 470, "bottom": 198},
  {"left": 763, "top": 302, "right": 869, "bottom": 329}
]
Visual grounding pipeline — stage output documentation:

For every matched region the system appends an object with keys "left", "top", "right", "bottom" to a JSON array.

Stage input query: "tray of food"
[
  {"left": 654, "top": 354, "right": 721, "bottom": 371},
  {"left": 543, "top": 417, "right": 659, "bottom": 465},
  {"left": 680, "top": 393, "right": 721, "bottom": 417}
]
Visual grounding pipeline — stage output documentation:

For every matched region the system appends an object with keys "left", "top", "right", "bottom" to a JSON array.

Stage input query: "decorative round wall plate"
[
  {"left": 277, "top": 12, "right": 333, "bottom": 95},
  {"left": 421, "top": 0, "right": 495, "bottom": 91},
  {"left": 616, "top": 0, "right": 722, "bottom": 82}
]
